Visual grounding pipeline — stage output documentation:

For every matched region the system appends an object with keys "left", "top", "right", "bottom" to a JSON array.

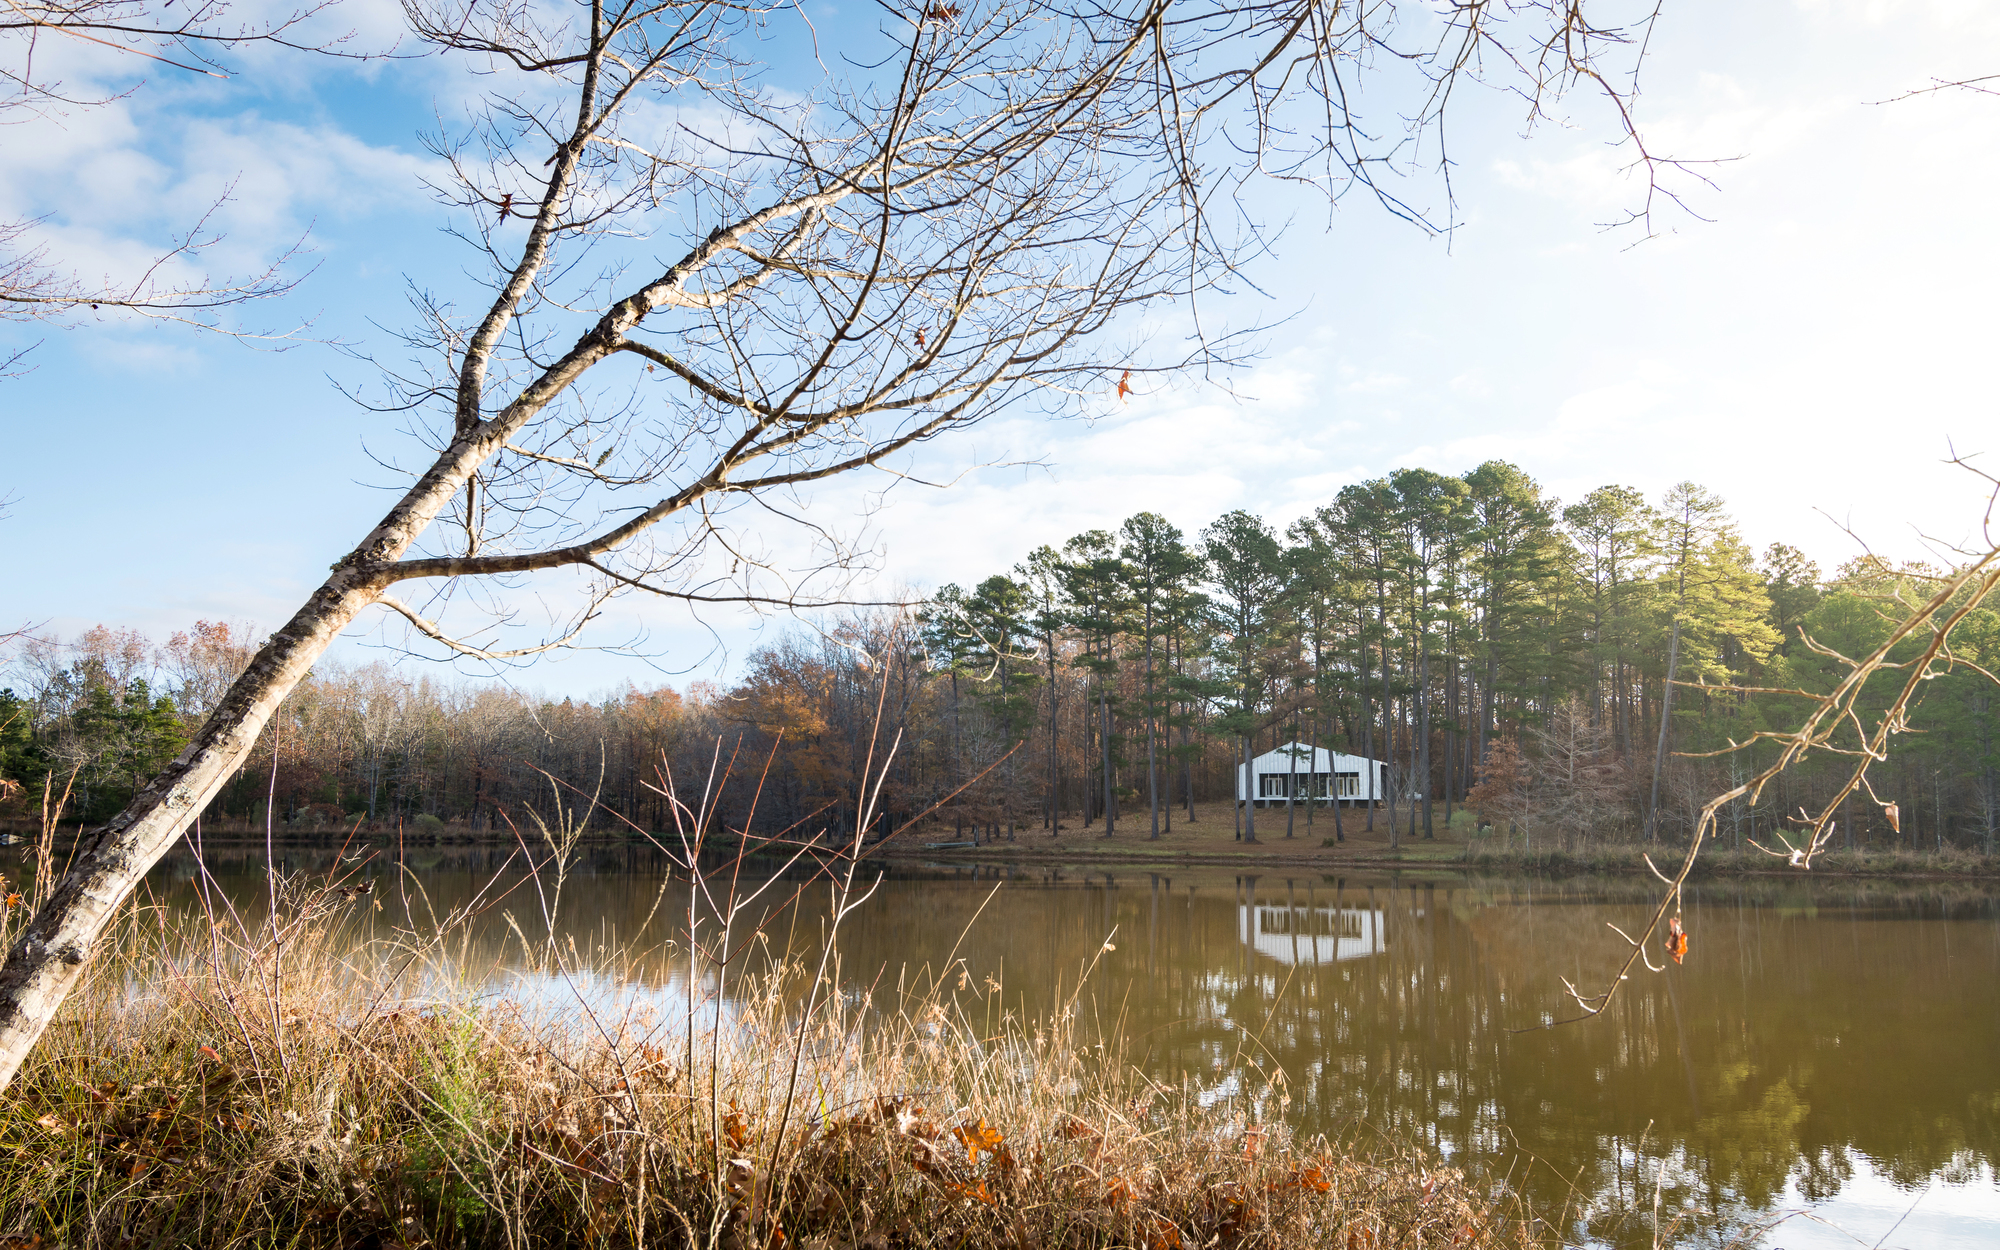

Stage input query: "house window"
[{"left": 1335, "top": 772, "right": 1359, "bottom": 797}]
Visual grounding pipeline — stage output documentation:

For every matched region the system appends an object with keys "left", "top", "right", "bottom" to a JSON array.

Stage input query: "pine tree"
[{"left": 1202, "top": 511, "right": 1284, "bottom": 844}]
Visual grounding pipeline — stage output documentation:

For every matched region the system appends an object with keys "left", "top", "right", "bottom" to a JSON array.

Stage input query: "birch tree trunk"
[{"left": 0, "top": 445, "right": 478, "bottom": 1086}]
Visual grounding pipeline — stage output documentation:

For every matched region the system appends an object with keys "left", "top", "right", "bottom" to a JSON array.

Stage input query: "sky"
[{"left": 6, "top": 0, "right": 2000, "bottom": 695}]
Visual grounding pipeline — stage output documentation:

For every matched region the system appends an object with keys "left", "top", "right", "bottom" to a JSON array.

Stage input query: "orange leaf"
[
  {"left": 1665, "top": 917, "right": 1689, "bottom": 966},
  {"left": 1883, "top": 802, "right": 1901, "bottom": 834},
  {"left": 953, "top": 1117, "right": 1004, "bottom": 1164},
  {"left": 1116, "top": 369, "right": 1133, "bottom": 402},
  {"left": 723, "top": 1107, "right": 750, "bottom": 1151},
  {"left": 1105, "top": 1175, "right": 1137, "bottom": 1210}
]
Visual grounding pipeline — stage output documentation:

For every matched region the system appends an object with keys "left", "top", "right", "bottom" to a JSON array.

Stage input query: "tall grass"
[{"left": 0, "top": 755, "right": 1541, "bottom": 1250}]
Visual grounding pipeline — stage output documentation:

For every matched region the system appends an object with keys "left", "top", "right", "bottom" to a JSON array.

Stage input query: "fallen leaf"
[
  {"left": 1105, "top": 1175, "right": 1137, "bottom": 1210},
  {"left": 945, "top": 1178, "right": 994, "bottom": 1205},
  {"left": 1143, "top": 1216, "right": 1182, "bottom": 1250},
  {"left": 1058, "top": 1115, "right": 1099, "bottom": 1142},
  {"left": 953, "top": 1117, "right": 1003, "bottom": 1164}
]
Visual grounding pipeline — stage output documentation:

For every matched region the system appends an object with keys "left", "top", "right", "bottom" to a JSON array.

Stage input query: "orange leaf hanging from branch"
[{"left": 1664, "top": 916, "right": 1688, "bottom": 966}]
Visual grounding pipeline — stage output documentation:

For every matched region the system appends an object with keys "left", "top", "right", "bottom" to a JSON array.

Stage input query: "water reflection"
[{"left": 142, "top": 844, "right": 2000, "bottom": 1249}]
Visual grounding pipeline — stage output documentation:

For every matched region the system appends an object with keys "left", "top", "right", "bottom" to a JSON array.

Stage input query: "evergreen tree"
[
  {"left": 1062, "top": 531, "right": 1128, "bottom": 836},
  {"left": 1202, "top": 510, "right": 1284, "bottom": 844},
  {"left": 1120, "top": 512, "right": 1192, "bottom": 840}
]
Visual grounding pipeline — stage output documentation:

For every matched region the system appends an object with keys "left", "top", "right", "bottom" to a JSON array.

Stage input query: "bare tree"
[
  {"left": 0, "top": 0, "right": 1685, "bottom": 1086},
  {"left": 1532, "top": 694, "right": 1627, "bottom": 849},
  {"left": 0, "top": 0, "right": 376, "bottom": 333}
]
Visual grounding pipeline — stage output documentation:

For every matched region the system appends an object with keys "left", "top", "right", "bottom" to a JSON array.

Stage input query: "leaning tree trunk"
[
  {"left": 0, "top": 433, "right": 485, "bottom": 1089},
  {"left": 1645, "top": 616, "right": 1682, "bottom": 844}
]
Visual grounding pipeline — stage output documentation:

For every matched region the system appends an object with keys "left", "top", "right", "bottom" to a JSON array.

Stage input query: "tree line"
[{"left": 4, "top": 460, "right": 1996, "bottom": 853}]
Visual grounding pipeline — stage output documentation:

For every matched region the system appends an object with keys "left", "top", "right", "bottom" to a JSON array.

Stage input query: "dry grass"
[{"left": 0, "top": 854, "right": 1539, "bottom": 1250}]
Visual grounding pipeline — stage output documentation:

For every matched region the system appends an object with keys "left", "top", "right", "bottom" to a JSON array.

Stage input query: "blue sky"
[{"left": 6, "top": 0, "right": 2000, "bottom": 694}]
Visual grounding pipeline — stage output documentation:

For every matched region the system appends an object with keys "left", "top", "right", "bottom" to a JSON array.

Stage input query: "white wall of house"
[{"left": 1234, "top": 743, "right": 1387, "bottom": 806}]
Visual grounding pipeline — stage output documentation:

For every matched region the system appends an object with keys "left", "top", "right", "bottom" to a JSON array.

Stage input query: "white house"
[{"left": 1235, "top": 742, "right": 1386, "bottom": 807}]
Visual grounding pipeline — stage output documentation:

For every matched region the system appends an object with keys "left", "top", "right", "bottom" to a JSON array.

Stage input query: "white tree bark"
[{"left": 0, "top": 433, "right": 486, "bottom": 1084}]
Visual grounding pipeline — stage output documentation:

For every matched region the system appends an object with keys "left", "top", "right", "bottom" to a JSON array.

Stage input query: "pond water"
[{"left": 145, "top": 842, "right": 2000, "bottom": 1249}]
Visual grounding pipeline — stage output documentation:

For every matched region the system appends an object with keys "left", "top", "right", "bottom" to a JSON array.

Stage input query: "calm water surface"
[{"left": 148, "top": 843, "right": 2000, "bottom": 1249}]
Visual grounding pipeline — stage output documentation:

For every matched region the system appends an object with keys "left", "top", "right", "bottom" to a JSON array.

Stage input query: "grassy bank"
[
  {"left": 1455, "top": 841, "right": 2000, "bottom": 878},
  {"left": 0, "top": 870, "right": 1531, "bottom": 1250},
  {"left": 880, "top": 801, "right": 2000, "bottom": 879}
]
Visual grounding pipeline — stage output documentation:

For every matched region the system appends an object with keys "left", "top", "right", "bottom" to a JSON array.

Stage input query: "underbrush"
[
  {"left": 1458, "top": 840, "right": 2000, "bottom": 877},
  {"left": 0, "top": 868, "right": 1534, "bottom": 1250}
]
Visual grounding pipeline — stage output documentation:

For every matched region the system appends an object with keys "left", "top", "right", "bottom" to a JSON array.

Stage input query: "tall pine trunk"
[
  {"left": 1146, "top": 600, "right": 1160, "bottom": 840},
  {"left": 1646, "top": 617, "right": 1682, "bottom": 843}
]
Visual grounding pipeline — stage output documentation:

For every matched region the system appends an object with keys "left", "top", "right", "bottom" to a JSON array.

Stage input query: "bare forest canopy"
[{"left": 5, "top": 460, "right": 1997, "bottom": 853}]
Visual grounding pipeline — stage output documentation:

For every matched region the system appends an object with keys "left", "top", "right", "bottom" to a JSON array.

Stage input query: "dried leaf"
[
  {"left": 1295, "top": 1164, "right": 1333, "bottom": 1193},
  {"left": 1105, "top": 1175, "right": 1137, "bottom": 1211},
  {"left": 952, "top": 1117, "right": 1003, "bottom": 1164},
  {"left": 1058, "top": 1114, "right": 1099, "bottom": 1142},
  {"left": 723, "top": 1107, "right": 750, "bottom": 1151},
  {"left": 1883, "top": 802, "right": 1901, "bottom": 834},
  {"left": 945, "top": 1178, "right": 994, "bottom": 1205},
  {"left": 1665, "top": 916, "right": 1689, "bottom": 966},
  {"left": 1116, "top": 369, "right": 1133, "bottom": 402}
]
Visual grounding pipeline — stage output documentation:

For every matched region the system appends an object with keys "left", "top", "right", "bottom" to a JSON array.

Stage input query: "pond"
[{"left": 143, "top": 842, "right": 2000, "bottom": 1249}]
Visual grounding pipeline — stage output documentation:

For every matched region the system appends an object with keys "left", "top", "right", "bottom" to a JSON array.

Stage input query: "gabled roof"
[{"left": 1242, "top": 742, "right": 1382, "bottom": 770}]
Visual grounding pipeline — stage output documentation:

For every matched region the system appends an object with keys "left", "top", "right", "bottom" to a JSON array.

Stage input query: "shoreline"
[
  {"left": 868, "top": 836, "right": 2000, "bottom": 879},
  {"left": 10, "top": 818, "right": 1996, "bottom": 882}
]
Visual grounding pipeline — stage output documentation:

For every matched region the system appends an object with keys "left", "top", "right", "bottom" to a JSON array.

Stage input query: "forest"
[{"left": 4, "top": 460, "right": 1996, "bottom": 855}]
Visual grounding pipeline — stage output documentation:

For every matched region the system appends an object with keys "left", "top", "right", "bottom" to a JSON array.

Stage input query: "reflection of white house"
[
  {"left": 1239, "top": 901, "right": 1386, "bottom": 964},
  {"left": 1235, "top": 743, "right": 1386, "bottom": 807}
]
